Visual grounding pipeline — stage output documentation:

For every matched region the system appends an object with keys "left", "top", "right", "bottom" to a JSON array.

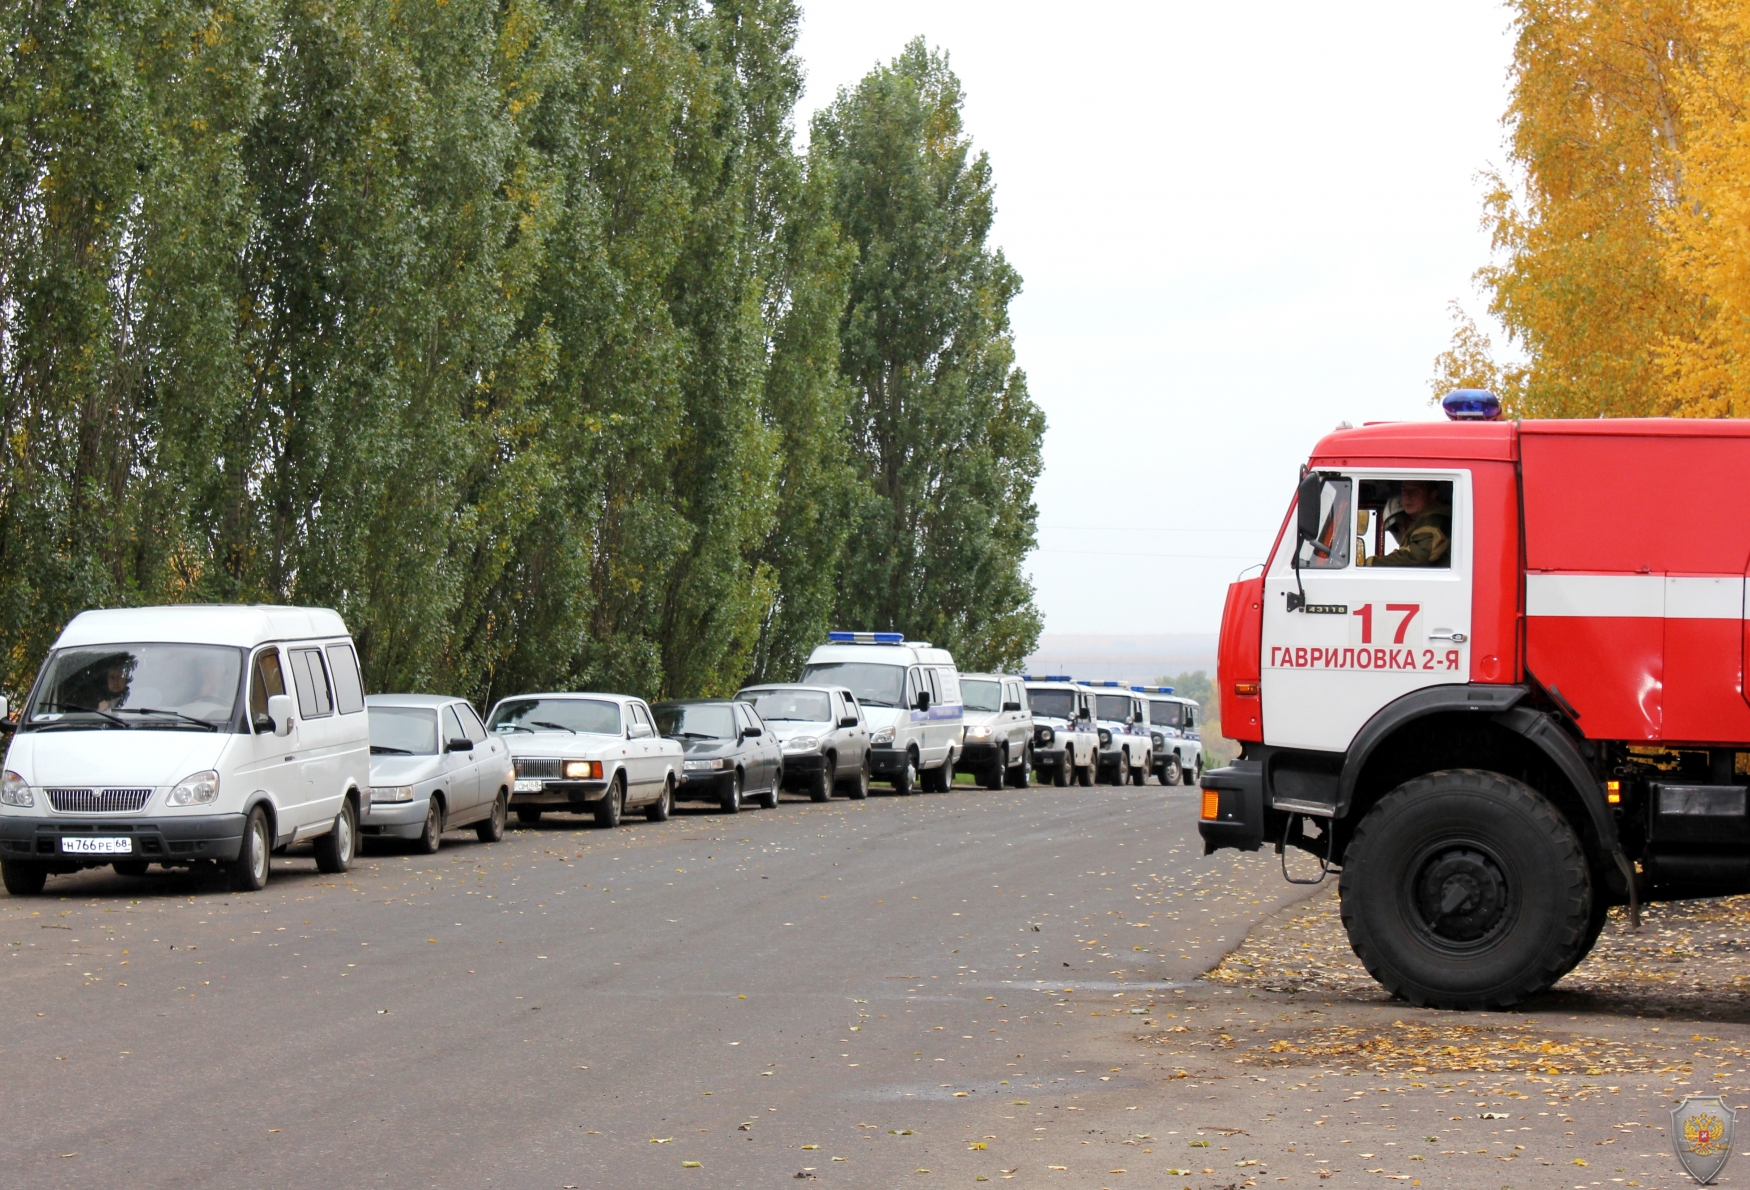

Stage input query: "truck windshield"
[
  {"left": 652, "top": 703, "right": 736, "bottom": 740},
  {"left": 1095, "top": 694, "right": 1132, "bottom": 722},
  {"left": 740, "top": 689, "right": 832, "bottom": 721},
  {"left": 800, "top": 663, "right": 905, "bottom": 708},
  {"left": 1150, "top": 700, "right": 1183, "bottom": 727},
  {"left": 960, "top": 680, "right": 1002, "bottom": 713},
  {"left": 24, "top": 644, "right": 243, "bottom": 731},
  {"left": 370, "top": 707, "right": 440, "bottom": 754},
  {"left": 1028, "top": 690, "right": 1076, "bottom": 720},
  {"left": 488, "top": 698, "right": 621, "bottom": 736}
]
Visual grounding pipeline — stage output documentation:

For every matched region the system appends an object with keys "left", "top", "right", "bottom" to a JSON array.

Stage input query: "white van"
[
  {"left": 1084, "top": 681, "right": 1154, "bottom": 785},
  {"left": 0, "top": 605, "right": 371, "bottom": 894},
  {"left": 799, "top": 632, "right": 962, "bottom": 795},
  {"left": 1136, "top": 686, "right": 1205, "bottom": 786}
]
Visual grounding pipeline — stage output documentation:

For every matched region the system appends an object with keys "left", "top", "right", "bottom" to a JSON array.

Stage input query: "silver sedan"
[{"left": 362, "top": 694, "right": 514, "bottom": 852}]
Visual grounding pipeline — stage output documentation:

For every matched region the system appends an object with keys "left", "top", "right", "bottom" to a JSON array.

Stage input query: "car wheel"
[
  {"left": 226, "top": 805, "right": 272, "bottom": 891},
  {"left": 515, "top": 808, "right": 543, "bottom": 825},
  {"left": 0, "top": 861, "right": 47, "bottom": 896},
  {"left": 930, "top": 754, "right": 955, "bottom": 792},
  {"left": 1339, "top": 769, "right": 1592, "bottom": 1010},
  {"left": 984, "top": 749, "right": 1006, "bottom": 791},
  {"left": 842, "top": 754, "right": 870, "bottom": 800},
  {"left": 476, "top": 789, "right": 508, "bottom": 842},
  {"left": 760, "top": 766, "right": 781, "bottom": 809},
  {"left": 596, "top": 775, "right": 626, "bottom": 828},
  {"left": 1012, "top": 745, "right": 1031, "bottom": 788},
  {"left": 719, "top": 770, "right": 742, "bottom": 815},
  {"left": 893, "top": 752, "right": 918, "bottom": 796},
  {"left": 113, "top": 861, "right": 151, "bottom": 877},
  {"left": 810, "top": 755, "right": 834, "bottom": 803},
  {"left": 1077, "top": 758, "right": 1096, "bottom": 787},
  {"left": 415, "top": 797, "right": 444, "bottom": 854},
  {"left": 645, "top": 776, "right": 673, "bottom": 822},
  {"left": 1160, "top": 756, "right": 1183, "bottom": 786},
  {"left": 1051, "top": 753, "right": 1070, "bottom": 787},
  {"left": 1131, "top": 754, "right": 1148, "bottom": 786},
  {"left": 314, "top": 798, "right": 356, "bottom": 874}
]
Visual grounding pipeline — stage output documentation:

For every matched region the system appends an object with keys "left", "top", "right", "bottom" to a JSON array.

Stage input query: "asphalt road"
[{"left": 0, "top": 779, "right": 1322, "bottom": 1189}]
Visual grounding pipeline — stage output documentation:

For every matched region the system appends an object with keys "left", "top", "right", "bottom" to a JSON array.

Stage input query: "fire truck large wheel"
[{"left": 1338, "top": 769, "right": 1591, "bottom": 1011}]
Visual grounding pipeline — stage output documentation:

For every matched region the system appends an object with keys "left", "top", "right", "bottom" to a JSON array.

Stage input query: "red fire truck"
[{"left": 1199, "top": 393, "right": 1750, "bottom": 1009}]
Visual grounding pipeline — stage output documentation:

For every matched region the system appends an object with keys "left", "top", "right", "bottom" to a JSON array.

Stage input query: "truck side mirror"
[
  {"left": 915, "top": 690, "right": 931, "bottom": 712},
  {"left": 1296, "top": 472, "right": 1323, "bottom": 545},
  {"left": 266, "top": 693, "right": 295, "bottom": 737}
]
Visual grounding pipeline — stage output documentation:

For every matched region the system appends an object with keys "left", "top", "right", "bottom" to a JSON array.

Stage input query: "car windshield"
[
  {"left": 653, "top": 703, "right": 736, "bottom": 740},
  {"left": 1096, "top": 694, "right": 1132, "bottom": 722},
  {"left": 741, "top": 689, "right": 832, "bottom": 721},
  {"left": 960, "top": 680, "right": 1002, "bottom": 713},
  {"left": 1028, "top": 689, "right": 1076, "bottom": 720},
  {"left": 800, "top": 663, "right": 905, "bottom": 708},
  {"left": 369, "top": 706, "right": 440, "bottom": 754},
  {"left": 488, "top": 697, "right": 621, "bottom": 735},
  {"left": 25, "top": 644, "right": 243, "bottom": 731},
  {"left": 1150, "top": 700, "right": 1183, "bottom": 727}
]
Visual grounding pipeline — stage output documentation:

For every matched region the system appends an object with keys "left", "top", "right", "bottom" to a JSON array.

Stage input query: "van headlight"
[
  {"left": 1151, "top": 732, "right": 1164, "bottom": 749},
  {"left": 1035, "top": 726, "right": 1054, "bottom": 746},
  {"left": 371, "top": 786, "right": 415, "bottom": 803},
  {"left": 871, "top": 727, "right": 894, "bottom": 747},
  {"left": 1, "top": 770, "right": 32, "bottom": 807},
  {"left": 1097, "top": 729, "right": 1111, "bottom": 747},
  {"left": 167, "top": 770, "right": 221, "bottom": 806}
]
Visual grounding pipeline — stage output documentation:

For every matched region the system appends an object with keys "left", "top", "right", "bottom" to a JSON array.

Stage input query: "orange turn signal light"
[
  {"left": 1201, "top": 789, "right": 1221, "bottom": 820},
  {"left": 1233, "top": 681, "right": 1259, "bottom": 697},
  {"left": 1606, "top": 779, "right": 1622, "bottom": 805}
]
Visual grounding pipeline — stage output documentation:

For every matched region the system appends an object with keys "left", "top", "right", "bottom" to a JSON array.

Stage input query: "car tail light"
[{"left": 1200, "top": 789, "right": 1220, "bottom": 820}]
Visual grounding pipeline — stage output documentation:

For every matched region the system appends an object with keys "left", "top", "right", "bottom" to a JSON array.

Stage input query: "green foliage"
[{"left": 0, "top": 9, "right": 1043, "bottom": 703}]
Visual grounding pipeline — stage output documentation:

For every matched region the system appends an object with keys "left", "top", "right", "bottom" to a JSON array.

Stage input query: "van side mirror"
[
  {"left": 838, "top": 715, "right": 859, "bottom": 728},
  {"left": 266, "top": 693, "right": 295, "bottom": 737},
  {"left": 1002, "top": 700, "right": 1021, "bottom": 712},
  {"left": 1296, "top": 471, "right": 1323, "bottom": 545},
  {"left": 915, "top": 690, "right": 931, "bottom": 712}
]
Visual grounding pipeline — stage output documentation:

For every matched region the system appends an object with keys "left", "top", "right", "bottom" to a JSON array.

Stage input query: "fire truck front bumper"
[{"left": 1198, "top": 756, "right": 1267, "bottom": 854}]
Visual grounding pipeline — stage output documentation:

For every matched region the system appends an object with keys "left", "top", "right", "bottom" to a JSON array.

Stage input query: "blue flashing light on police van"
[
  {"left": 826, "top": 631, "right": 904, "bottom": 645},
  {"left": 1026, "top": 674, "right": 1074, "bottom": 683},
  {"left": 1441, "top": 389, "right": 1502, "bottom": 421},
  {"left": 1100, "top": 681, "right": 1120, "bottom": 687},
  {"left": 1130, "top": 685, "right": 1175, "bottom": 694}
]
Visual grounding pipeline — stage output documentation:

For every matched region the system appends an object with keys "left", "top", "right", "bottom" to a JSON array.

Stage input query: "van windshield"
[
  {"left": 1028, "top": 690, "right": 1076, "bottom": 720},
  {"left": 1095, "top": 694, "right": 1132, "bottom": 722},
  {"left": 1150, "top": 700, "right": 1183, "bottom": 728},
  {"left": 488, "top": 698, "right": 621, "bottom": 736},
  {"left": 800, "top": 663, "right": 905, "bottom": 708},
  {"left": 24, "top": 644, "right": 243, "bottom": 731}
]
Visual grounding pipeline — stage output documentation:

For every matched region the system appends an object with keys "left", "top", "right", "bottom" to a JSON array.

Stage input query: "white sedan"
[{"left": 486, "top": 692, "right": 681, "bottom": 828}]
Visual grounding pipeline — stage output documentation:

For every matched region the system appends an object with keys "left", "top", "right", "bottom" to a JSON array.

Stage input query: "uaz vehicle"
[
  {"left": 957, "top": 673, "right": 1032, "bottom": 789},
  {"left": 799, "top": 633, "right": 962, "bottom": 794},
  {"left": 1085, "top": 682, "right": 1153, "bottom": 785},
  {"left": 363, "top": 694, "right": 513, "bottom": 851},
  {"left": 1200, "top": 392, "right": 1750, "bottom": 1009},
  {"left": 734, "top": 684, "right": 871, "bottom": 801},
  {"left": 490, "top": 693, "right": 681, "bottom": 828},
  {"left": 652, "top": 699, "right": 782, "bottom": 813},
  {"left": 1135, "top": 685, "right": 1204, "bottom": 786},
  {"left": 0, "top": 605, "right": 369, "bottom": 894},
  {"left": 1022, "top": 677, "right": 1100, "bottom": 786}
]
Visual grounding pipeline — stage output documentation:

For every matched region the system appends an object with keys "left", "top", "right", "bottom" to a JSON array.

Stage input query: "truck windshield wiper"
[
  {"left": 116, "top": 707, "right": 220, "bottom": 730},
  {"left": 530, "top": 720, "right": 576, "bottom": 734},
  {"left": 370, "top": 745, "right": 413, "bottom": 755},
  {"left": 34, "top": 702, "right": 131, "bottom": 728}
]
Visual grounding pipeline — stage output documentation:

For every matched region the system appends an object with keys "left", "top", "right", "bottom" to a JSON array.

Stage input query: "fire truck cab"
[{"left": 1201, "top": 397, "right": 1750, "bottom": 1009}]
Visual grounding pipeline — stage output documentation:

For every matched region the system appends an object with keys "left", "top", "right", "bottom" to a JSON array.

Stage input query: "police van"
[
  {"left": 1133, "top": 685, "right": 1204, "bottom": 786},
  {"left": 1083, "top": 681, "right": 1154, "bottom": 785},
  {"left": 1020, "top": 676, "right": 1101, "bottom": 787},
  {"left": 800, "top": 633, "right": 962, "bottom": 795}
]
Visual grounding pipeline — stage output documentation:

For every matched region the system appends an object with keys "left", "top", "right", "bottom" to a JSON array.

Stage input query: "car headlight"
[
  {"left": 0, "top": 770, "right": 32, "bottom": 808},
  {"left": 684, "top": 758, "right": 727, "bottom": 772},
  {"left": 564, "top": 760, "right": 602, "bottom": 780},
  {"left": 783, "top": 736, "right": 820, "bottom": 753},
  {"left": 371, "top": 785, "right": 415, "bottom": 803},
  {"left": 1035, "top": 726, "right": 1053, "bottom": 745},
  {"left": 964, "top": 725, "right": 991, "bottom": 740},
  {"left": 167, "top": 770, "right": 221, "bottom": 806},
  {"left": 871, "top": 727, "right": 895, "bottom": 746}
]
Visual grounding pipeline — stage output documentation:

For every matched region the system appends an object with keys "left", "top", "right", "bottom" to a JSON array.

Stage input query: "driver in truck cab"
[{"left": 1363, "top": 479, "right": 1450, "bottom": 568}]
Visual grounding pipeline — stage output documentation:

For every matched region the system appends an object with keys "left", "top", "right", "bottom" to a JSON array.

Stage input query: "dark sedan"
[{"left": 651, "top": 700, "right": 782, "bottom": 814}]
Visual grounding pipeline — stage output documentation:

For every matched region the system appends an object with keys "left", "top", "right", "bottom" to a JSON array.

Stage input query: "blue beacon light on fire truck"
[{"left": 1441, "top": 389, "right": 1501, "bottom": 421}]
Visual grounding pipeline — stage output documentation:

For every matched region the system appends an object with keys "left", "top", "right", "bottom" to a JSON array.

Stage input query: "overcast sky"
[{"left": 793, "top": 1, "right": 1518, "bottom": 637}]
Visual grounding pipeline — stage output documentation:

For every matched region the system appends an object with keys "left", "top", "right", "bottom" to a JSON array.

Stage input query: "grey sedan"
[
  {"left": 362, "top": 694, "right": 513, "bottom": 851},
  {"left": 652, "top": 700, "right": 781, "bottom": 814}
]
